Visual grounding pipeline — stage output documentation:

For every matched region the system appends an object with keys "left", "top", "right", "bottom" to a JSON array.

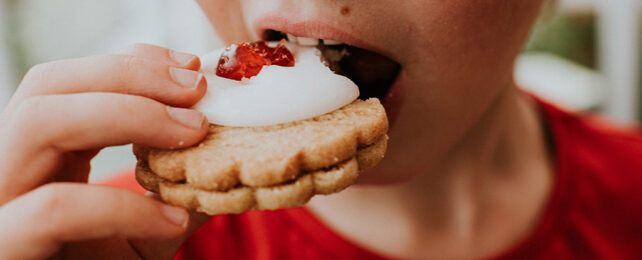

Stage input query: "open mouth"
[{"left": 263, "top": 30, "right": 401, "bottom": 101}]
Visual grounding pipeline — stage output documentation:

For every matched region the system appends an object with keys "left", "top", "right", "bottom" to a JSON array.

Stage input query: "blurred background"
[{"left": 0, "top": 0, "right": 639, "bottom": 181}]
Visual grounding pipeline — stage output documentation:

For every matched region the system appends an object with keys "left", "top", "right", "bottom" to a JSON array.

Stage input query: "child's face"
[{"left": 197, "top": 0, "right": 545, "bottom": 183}]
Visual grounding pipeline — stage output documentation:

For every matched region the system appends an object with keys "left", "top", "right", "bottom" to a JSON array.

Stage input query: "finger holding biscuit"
[
  {"left": 0, "top": 43, "right": 213, "bottom": 258},
  {"left": 0, "top": 92, "right": 208, "bottom": 203},
  {"left": 0, "top": 45, "right": 210, "bottom": 203},
  {"left": 0, "top": 184, "right": 190, "bottom": 260},
  {"left": 6, "top": 51, "right": 207, "bottom": 111},
  {"left": 118, "top": 43, "right": 201, "bottom": 70}
]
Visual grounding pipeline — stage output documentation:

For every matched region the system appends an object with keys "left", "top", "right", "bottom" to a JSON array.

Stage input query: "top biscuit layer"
[{"left": 134, "top": 98, "right": 388, "bottom": 191}]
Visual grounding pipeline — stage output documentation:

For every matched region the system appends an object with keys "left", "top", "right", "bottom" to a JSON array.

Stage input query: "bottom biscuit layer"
[
  {"left": 137, "top": 158, "right": 359, "bottom": 215},
  {"left": 136, "top": 135, "right": 387, "bottom": 215}
]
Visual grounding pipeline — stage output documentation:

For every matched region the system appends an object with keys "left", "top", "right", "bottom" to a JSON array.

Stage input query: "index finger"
[{"left": 119, "top": 43, "right": 201, "bottom": 71}]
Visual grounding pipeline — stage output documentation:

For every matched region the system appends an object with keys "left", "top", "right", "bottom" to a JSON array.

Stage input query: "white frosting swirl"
[{"left": 194, "top": 43, "right": 359, "bottom": 127}]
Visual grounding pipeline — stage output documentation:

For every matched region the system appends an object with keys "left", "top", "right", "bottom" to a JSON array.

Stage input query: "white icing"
[{"left": 194, "top": 42, "right": 359, "bottom": 127}]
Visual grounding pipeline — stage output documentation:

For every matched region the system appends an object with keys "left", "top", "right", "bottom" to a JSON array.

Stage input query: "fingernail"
[
  {"left": 167, "top": 106, "right": 204, "bottom": 129},
  {"left": 170, "top": 50, "right": 197, "bottom": 66},
  {"left": 161, "top": 205, "right": 188, "bottom": 228},
  {"left": 170, "top": 67, "right": 203, "bottom": 89}
]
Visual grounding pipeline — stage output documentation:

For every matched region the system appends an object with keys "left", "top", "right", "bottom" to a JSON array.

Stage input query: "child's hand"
[{"left": 0, "top": 44, "right": 210, "bottom": 259}]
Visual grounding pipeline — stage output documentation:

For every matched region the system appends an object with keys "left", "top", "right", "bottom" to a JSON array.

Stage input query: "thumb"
[
  {"left": 0, "top": 184, "right": 188, "bottom": 260},
  {"left": 129, "top": 193, "right": 212, "bottom": 259}
]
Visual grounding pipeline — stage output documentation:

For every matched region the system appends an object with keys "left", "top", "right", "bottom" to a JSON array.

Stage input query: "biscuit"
[
  {"left": 134, "top": 98, "right": 388, "bottom": 214},
  {"left": 136, "top": 136, "right": 386, "bottom": 215},
  {"left": 134, "top": 98, "right": 387, "bottom": 191}
]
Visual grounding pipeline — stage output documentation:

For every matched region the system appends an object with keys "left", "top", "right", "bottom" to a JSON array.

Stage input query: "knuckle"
[
  {"left": 20, "top": 62, "right": 53, "bottom": 89},
  {"left": 122, "top": 43, "right": 151, "bottom": 54},
  {"left": 111, "top": 54, "right": 167, "bottom": 87},
  {"left": 24, "top": 63, "right": 49, "bottom": 79},
  {"left": 0, "top": 97, "right": 46, "bottom": 152},
  {"left": 10, "top": 97, "right": 45, "bottom": 131},
  {"left": 31, "top": 184, "right": 70, "bottom": 219},
  {"left": 103, "top": 54, "right": 142, "bottom": 82},
  {"left": 96, "top": 54, "right": 147, "bottom": 90},
  {"left": 112, "top": 189, "right": 132, "bottom": 206},
  {"left": 117, "top": 54, "right": 143, "bottom": 75}
]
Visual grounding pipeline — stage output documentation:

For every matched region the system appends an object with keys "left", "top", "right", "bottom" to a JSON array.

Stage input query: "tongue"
[{"left": 319, "top": 45, "right": 400, "bottom": 99}]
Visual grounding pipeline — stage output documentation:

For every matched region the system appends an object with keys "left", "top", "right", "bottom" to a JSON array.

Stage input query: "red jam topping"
[{"left": 216, "top": 40, "right": 295, "bottom": 81}]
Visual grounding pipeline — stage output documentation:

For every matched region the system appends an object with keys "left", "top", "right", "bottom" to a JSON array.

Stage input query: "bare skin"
[
  {"left": 0, "top": 44, "right": 212, "bottom": 259},
  {"left": 197, "top": 0, "right": 554, "bottom": 259},
  {"left": 308, "top": 88, "right": 553, "bottom": 259},
  {"left": 0, "top": 0, "right": 554, "bottom": 259}
]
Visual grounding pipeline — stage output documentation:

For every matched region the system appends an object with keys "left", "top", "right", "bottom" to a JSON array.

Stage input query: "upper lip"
[{"left": 253, "top": 16, "right": 397, "bottom": 61}]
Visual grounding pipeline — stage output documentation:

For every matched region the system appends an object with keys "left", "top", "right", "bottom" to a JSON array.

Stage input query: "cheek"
[
  {"left": 401, "top": 0, "right": 545, "bottom": 100},
  {"left": 196, "top": 0, "right": 253, "bottom": 44},
  {"left": 364, "top": 0, "right": 545, "bottom": 184},
  {"left": 410, "top": 0, "right": 543, "bottom": 62}
]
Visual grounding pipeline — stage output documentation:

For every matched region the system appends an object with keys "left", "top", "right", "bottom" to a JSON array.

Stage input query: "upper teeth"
[
  {"left": 286, "top": 33, "right": 344, "bottom": 46},
  {"left": 296, "top": 37, "right": 320, "bottom": 46}
]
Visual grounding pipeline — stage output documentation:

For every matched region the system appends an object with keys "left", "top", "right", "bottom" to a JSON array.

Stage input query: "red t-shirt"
[{"left": 104, "top": 99, "right": 642, "bottom": 259}]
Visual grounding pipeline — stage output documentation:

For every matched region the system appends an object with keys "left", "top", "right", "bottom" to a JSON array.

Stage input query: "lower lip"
[{"left": 381, "top": 70, "right": 406, "bottom": 127}]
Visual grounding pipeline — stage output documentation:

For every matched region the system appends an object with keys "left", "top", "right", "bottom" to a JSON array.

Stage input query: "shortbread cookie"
[
  {"left": 134, "top": 98, "right": 388, "bottom": 215},
  {"left": 134, "top": 98, "right": 388, "bottom": 192},
  {"left": 136, "top": 136, "right": 386, "bottom": 215}
]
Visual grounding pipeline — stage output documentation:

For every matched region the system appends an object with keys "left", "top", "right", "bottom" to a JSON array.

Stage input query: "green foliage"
[
  {"left": 5, "top": 0, "right": 30, "bottom": 86},
  {"left": 524, "top": 12, "right": 597, "bottom": 69}
]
